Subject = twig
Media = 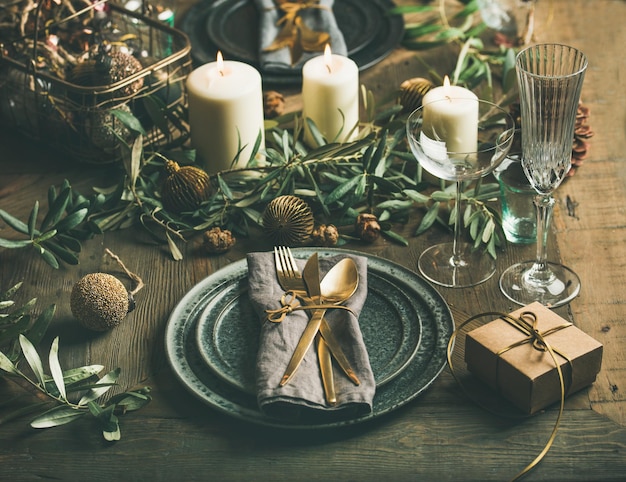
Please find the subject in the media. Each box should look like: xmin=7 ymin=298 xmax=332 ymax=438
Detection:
xmin=104 ymin=249 xmax=144 ymax=296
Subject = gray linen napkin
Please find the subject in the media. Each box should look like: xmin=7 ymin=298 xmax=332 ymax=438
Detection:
xmin=247 ymin=251 xmax=375 ymax=422
xmin=254 ymin=0 xmax=348 ymax=71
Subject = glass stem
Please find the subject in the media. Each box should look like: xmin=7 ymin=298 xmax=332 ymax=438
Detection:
xmin=531 ymin=193 xmax=556 ymax=281
xmin=451 ymin=181 xmax=464 ymax=267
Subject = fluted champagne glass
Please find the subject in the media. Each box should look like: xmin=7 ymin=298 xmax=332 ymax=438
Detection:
xmin=500 ymin=43 xmax=587 ymax=307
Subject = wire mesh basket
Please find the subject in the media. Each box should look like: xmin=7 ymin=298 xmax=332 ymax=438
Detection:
xmin=0 ymin=0 xmax=192 ymax=164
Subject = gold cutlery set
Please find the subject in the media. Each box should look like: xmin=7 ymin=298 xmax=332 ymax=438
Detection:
xmin=270 ymin=246 xmax=361 ymax=405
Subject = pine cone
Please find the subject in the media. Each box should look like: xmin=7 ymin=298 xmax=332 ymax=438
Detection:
xmin=569 ymin=101 xmax=594 ymax=176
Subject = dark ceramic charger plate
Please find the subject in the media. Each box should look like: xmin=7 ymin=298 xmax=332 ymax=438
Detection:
xmin=180 ymin=0 xmax=405 ymax=85
xmin=165 ymin=248 xmax=454 ymax=429
xmin=194 ymin=260 xmax=424 ymax=394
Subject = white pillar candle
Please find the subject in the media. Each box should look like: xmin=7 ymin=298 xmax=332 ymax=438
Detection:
xmin=421 ymin=76 xmax=478 ymax=154
xmin=186 ymin=53 xmax=265 ymax=174
xmin=302 ymin=45 xmax=359 ymax=146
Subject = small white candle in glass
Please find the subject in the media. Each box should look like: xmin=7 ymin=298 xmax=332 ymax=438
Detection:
xmin=421 ymin=76 xmax=479 ymax=154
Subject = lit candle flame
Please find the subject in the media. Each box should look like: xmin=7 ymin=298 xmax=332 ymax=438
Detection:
xmin=217 ymin=51 xmax=225 ymax=77
xmin=323 ymin=44 xmax=332 ymax=74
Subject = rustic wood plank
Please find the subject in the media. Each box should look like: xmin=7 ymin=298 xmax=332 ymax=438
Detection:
xmin=2 ymin=0 xmax=626 ymax=481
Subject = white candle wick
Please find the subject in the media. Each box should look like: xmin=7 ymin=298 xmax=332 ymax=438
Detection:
xmin=323 ymin=44 xmax=333 ymax=74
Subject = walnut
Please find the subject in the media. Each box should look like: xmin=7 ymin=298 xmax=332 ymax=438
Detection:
xmin=203 ymin=227 xmax=236 ymax=254
xmin=355 ymin=213 xmax=381 ymax=243
xmin=311 ymin=224 xmax=339 ymax=246
xmin=263 ymin=90 xmax=285 ymax=118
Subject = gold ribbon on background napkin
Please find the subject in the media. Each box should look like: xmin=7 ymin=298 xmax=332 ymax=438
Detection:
xmin=263 ymin=0 xmax=331 ymax=65
xmin=254 ymin=0 xmax=348 ymax=69
xmin=447 ymin=310 xmax=574 ymax=482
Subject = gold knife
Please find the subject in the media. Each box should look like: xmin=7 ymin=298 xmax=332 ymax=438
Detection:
xmin=280 ymin=253 xmax=327 ymax=387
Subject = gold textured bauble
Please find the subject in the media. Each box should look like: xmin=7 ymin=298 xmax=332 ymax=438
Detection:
xmin=399 ymin=77 xmax=435 ymax=113
xmin=262 ymin=195 xmax=314 ymax=246
xmin=84 ymin=103 xmax=133 ymax=153
xmin=70 ymin=273 xmax=130 ymax=331
xmin=68 ymin=50 xmax=144 ymax=97
xmin=161 ymin=160 xmax=211 ymax=213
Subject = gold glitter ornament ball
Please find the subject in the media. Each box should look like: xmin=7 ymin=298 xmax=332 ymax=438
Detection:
xmin=70 ymin=273 xmax=130 ymax=332
xmin=262 ymin=195 xmax=314 ymax=246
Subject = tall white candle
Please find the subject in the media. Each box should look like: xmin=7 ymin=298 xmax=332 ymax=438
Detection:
xmin=302 ymin=45 xmax=359 ymax=146
xmin=186 ymin=53 xmax=265 ymax=174
xmin=421 ymin=76 xmax=478 ymax=153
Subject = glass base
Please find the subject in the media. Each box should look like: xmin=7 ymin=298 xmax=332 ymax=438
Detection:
xmin=418 ymin=242 xmax=496 ymax=288
xmin=499 ymin=261 xmax=581 ymax=308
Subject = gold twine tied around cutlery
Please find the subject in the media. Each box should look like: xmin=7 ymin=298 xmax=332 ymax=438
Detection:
xmin=264 ymin=290 xmax=355 ymax=323
xmin=262 ymin=0 xmax=331 ymax=65
xmin=447 ymin=311 xmax=574 ymax=482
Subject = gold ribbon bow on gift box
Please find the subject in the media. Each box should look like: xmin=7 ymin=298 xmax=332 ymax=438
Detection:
xmin=263 ymin=0 xmax=331 ymax=65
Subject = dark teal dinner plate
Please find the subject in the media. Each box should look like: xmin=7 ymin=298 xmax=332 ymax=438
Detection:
xmin=165 ymin=248 xmax=454 ymax=429
xmin=194 ymin=254 xmax=423 ymax=394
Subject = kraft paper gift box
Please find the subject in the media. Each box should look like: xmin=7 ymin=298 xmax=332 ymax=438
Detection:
xmin=464 ymin=302 xmax=603 ymax=414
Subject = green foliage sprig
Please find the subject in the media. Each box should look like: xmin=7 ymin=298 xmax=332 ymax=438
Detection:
xmin=0 ymin=86 xmax=508 ymax=266
xmin=0 ymin=335 xmax=151 ymax=441
xmin=0 ymin=282 xmax=55 ymax=361
xmin=0 ymin=283 xmax=151 ymax=441
xmin=0 ymin=0 xmax=519 ymax=268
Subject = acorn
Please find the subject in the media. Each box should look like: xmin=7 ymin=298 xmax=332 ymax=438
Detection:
xmin=399 ymin=77 xmax=435 ymax=113
xmin=262 ymin=195 xmax=315 ymax=246
xmin=70 ymin=250 xmax=144 ymax=332
xmin=355 ymin=213 xmax=381 ymax=243
xmin=263 ymin=90 xmax=285 ymax=118
xmin=203 ymin=227 xmax=236 ymax=254
xmin=161 ymin=160 xmax=212 ymax=213
xmin=311 ymin=224 xmax=339 ymax=247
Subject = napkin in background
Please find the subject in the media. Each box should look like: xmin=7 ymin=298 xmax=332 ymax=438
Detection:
xmin=254 ymin=0 xmax=348 ymax=71
xmin=247 ymin=251 xmax=375 ymax=422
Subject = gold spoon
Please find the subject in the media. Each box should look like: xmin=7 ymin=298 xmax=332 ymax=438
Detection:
xmin=317 ymin=258 xmax=359 ymax=405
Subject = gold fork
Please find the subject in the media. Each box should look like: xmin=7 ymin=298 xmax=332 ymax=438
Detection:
xmin=274 ymin=247 xmax=360 ymax=396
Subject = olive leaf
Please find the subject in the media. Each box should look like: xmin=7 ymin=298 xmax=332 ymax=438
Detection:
xmin=1 ymin=332 xmax=150 ymax=440
xmin=48 ymin=337 xmax=66 ymax=401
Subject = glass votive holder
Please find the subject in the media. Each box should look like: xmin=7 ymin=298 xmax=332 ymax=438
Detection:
xmin=493 ymin=154 xmax=537 ymax=244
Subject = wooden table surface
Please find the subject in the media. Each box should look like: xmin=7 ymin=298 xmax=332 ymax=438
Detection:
xmin=1 ymin=0 xmax=625 ymax=480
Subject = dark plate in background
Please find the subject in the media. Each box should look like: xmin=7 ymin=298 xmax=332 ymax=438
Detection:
xmin=181 ymin=0 xmax=405 ymax=85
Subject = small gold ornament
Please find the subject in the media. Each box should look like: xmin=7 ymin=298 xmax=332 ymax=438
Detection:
xmin=68 ymin=50 xmax=144 ymax=97
xmin=399 ymin=77 xmax=434 ymax=113
xmin=161 ymin=160 xmax=211 ymax=213
xmin=70 ymin=249 xmax=144 ymax=332
xmin=203 ymin=227 xmax=236 ymax=254
xmin=84 ymin=103 xmax=133 ymax=153
xmin=71 ymin=273 xmax=130 ymax=331
xmin=262 ymin=195 xmax=314 ymax=246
